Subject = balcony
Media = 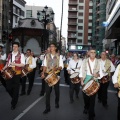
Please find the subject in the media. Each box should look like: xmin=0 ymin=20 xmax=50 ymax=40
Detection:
xmin=68 ymin=15 xmax=77 ymax=18
xmin=68 ymin=35 xmax=77 ymax=38
xmin=69 ymin=2 xmax=78 ymax=5
xmin=67 ymin=42 xmax=76 ymax=45
xmin=68 ymin=8 xmax=78 ymax=12
xmin=68 ymin=22 xmax=77 ymax=25
xmin=68 ymin=28 xmax=77 ymax=31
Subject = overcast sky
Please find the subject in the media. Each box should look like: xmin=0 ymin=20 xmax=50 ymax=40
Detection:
xmin=25 ymin=0 xmax=68 ymax=39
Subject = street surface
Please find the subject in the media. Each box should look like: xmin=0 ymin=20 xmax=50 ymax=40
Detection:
xmin=0 ymin=70 xmax=118 ymax=120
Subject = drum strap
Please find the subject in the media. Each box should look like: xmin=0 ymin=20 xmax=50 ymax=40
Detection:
xmin=88 ymin=60 xmax=93 ymax=75
xmin=76 ymin=62 xmax=78 ymax=69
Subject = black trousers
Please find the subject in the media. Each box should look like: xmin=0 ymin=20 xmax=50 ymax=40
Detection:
xmin=118 ymin=97 xmax=120 ymax=120
xmin=21 ymin=71 xmax=35 ymax=93
xmin=69 ymin=81 xmax=80 ymax=101
xmin=6 ymin=75 xmax=21 ymax=106
xmin=83 ymin=92 xmax=96 ymax=119
xmin=0 ymin=72 xmax=6 ymax=88
xmin=40 ymin=79 xmax=45 ymax=94
xmin=45 ymin=81 xmax=59 ymax=109
xmin=64 ymin=68 xmax=70 ymax=84
xmin=98 ymin=81 xmax=109 ymax=105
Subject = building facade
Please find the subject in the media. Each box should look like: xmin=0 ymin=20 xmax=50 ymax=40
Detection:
xmin=92 ymin=0 xmax=106 ymax=53
xmin=105 ymin=0 xmax=120 ymax=55
xmin=13 ymin=0 xmax=26 ymax=28
xmin=67 ymin=0 xmax=93 ymax=53
xmin=25 ymin=5 xmax=57 ymax=44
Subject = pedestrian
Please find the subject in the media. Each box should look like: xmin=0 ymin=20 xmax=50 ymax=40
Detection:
xmin=67 ymin=52 xmax=82 ymax=103
xmin=0 ymin=45 xmax=6 ymax=88
xmin=79 ymin=48 xmax=103 ymax=120
xmin=20 ymin=49 xmax=36 ymax=95
xmin=41 ymin=42 xmax=63 ymax=114
xmin=2 ymin=42 xmax=25 ymax=110
xmin=112 ymin=64 xmax=120 ymax=120
xmin=98 ymin=51 xmax=115 ymax=108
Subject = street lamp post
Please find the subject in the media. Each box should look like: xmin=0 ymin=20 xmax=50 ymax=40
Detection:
xmin=37 ymin=6 xmax=54 ymax=50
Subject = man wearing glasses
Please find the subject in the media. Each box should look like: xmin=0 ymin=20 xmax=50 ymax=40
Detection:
xmin=41 ymin=43 xmax=63 ymax=114
xmin=79 ymin=48 xmax=102 ymax=120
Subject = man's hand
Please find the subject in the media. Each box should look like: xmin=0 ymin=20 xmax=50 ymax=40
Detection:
xmin=53 ymin=67 xmax=58 ymax=71
xmin=10 ymin=62 xmax=16 ymax=66
xmin=93 ymin=73 xmax=100 ymax=78
xmin=114 ymin=83 xmax=119 ymax=88
xmin=80 ymin=78 xmax=84 ymax=86
xmin=68 ymin=70 xmax=71 ymax=74
xmin=41 ymin=72 xmax=45 ymax=79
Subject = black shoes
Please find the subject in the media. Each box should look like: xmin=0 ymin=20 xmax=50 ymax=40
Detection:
xmin=83 ymin=109 xmax=88 ymax=114
xmin=103 ymin=104 xmax=108 ymax=109
xmin=40 ymin=92 xmax=44 ymax=96
xmin=27 ymin=90 xmax=31 ymax=95
xmin=20 ymin=92 xmax=26 ymax=96
xmin=11 ymin=105 xmax=16 ymax=110
xmin=76 ymin=95 xmax=79 ymax=99
xmin=43 ymin=108 xmax=50 ymax=114
xmin=55 ymin=103 xmax=59 ymax=108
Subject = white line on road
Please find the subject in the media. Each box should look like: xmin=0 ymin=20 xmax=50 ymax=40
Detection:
xmin=14 ymin=96 xmax=44 ymax=120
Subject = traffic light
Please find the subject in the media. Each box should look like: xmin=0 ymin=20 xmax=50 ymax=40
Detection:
xmin=2 ymin=30 xmax=8 ymax=39
xmin=9 ymin=34 xmax=13 ymax=41
xmin=97 ymin=50 xmax=100 ymax=54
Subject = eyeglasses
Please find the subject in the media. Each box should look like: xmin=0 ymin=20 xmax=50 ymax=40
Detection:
xmin=90 ymin=52 xmax=96 ymax=54
xmin=50 ymin=45 xmax=55 ymax=47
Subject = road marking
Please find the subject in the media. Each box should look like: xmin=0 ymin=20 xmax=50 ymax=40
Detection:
xmin=26 ymin=82 xmax=117 ymax=93
xmin=14 ymin=96 xmax=44 ymax=120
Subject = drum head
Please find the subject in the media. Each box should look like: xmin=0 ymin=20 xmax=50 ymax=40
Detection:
xmin=83 ymin=80 xmax=94 ymax=90
xmin=70 ymin=72 xmax=79 ymax=78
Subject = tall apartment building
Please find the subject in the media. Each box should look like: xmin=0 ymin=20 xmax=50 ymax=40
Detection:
xmin=105 ymin=0 xmax=120 ymax=55
xmin=92 ymin=0 xmax=106 ymax=52
xmin=67 ymin=0 xmax=93 ymax=52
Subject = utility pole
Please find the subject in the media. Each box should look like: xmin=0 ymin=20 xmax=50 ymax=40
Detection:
xmin=60 ymin=0 xmax=64 ymax=53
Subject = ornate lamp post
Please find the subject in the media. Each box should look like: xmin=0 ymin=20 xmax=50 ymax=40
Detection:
xmin=37 ymin=6 xmax=55 ymax=50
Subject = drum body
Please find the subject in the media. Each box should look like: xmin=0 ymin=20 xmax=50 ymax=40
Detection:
xmin=70 ymin=72 xmax=80 ymax=84
xmin=21 ymin=68 xmax=29 ymax=77
xmin=45 ymin=73 xmax=59 ymax=87
xmin=82 ymin=80 xmax=100 ymax=96
xmin=100 ymin=75 xmax=109 ymax=84
xmin=2 ymin=67 xmax=16 ymax=80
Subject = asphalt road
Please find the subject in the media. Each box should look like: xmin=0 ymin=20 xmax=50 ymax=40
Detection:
xmin=0 ymin=70 xmax=118 ymax=120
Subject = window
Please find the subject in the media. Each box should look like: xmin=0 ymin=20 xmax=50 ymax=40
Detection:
xmin=78 ymin=26 xmax=83 ymax=29
xmin=88 ymin=33 xmax=92 ymax=36
xmin=15 ymin=16 xmax=17 ymax=23
xmin=77 ymin=39 xmax=82 ymax=43
xmin=89 ymin=20 xmax=92 ymax=23
xmin=89 ymin=13 xmax=92 ymax=16
xmin=78 ymin=19 xmax=83 ymax=23
xmin=89 ymin=6 xmax=93 ymax=9
xmin=79 ymin=6 xmax=83 ymax=9
xmin=88 ymin=26 xmax=92 ymax=29
xmin=79 ymin=0 xmax=83 ymax=2
xmin=78 ymin=12 xmax=83 ymax=16
xmin=26 ymin=10 xmax=32 ymax=18
xmin=78 ymin=33 xmax=82 ymax=36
